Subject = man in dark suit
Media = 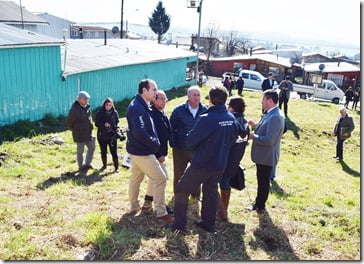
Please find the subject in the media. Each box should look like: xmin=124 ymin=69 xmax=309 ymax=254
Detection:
xmin=247 ymin=89 xmax=285 ymax=212
xmin=333 ymin=107 xmax=355 ymax=160
xmin=261 ymin=72 xmax=276 ymax=91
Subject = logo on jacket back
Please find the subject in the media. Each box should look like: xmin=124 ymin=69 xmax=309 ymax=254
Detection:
xmin=219 ymin=120 xmax=234 ymax=127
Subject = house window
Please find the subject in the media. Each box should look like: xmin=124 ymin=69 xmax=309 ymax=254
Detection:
xmin=249 ymin=64 xmax=256 ymax=71
xmin=327 ymin=73 xmax=344 ymax=87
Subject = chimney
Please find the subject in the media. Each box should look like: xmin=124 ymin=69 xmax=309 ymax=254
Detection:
xmin=104 ymin=29 xmax=107 ymax=45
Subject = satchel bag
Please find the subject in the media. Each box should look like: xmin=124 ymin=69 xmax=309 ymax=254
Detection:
xmin=230 ymin=165 xmax=245 ymax=190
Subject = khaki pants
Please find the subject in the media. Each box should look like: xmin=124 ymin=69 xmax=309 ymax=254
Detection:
xmin=146 ymin=162 xmax=167 ymax=197
xmin=129 ymin=154 xmax=167 ymax=217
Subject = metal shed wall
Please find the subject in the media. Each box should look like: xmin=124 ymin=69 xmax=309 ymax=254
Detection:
xmin=0 ymin=45 xmax=195 ymax=125
xmin=0 ymin=45 xmax=67 ymax=125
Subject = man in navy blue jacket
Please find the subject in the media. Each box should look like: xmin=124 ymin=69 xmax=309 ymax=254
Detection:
xmin=126 ymin=79 xmax=173 ymax=224
xmin=166 ymin=86 xmax=240 ymax=233
xmin=170 ymin=86 xmax=207 ymax=198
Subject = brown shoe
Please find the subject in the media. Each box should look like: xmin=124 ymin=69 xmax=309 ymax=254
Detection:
xmin=157 ymin=214 xmax=174 ymax=224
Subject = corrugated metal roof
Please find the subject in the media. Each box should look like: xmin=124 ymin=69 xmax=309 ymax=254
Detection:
xmin=63 ymin=38 xmax=196 ymax=75
xmin=304 ymin=62 xmax=360 ymax=73
xmin=0 ymin=1 xmax=48 ymax=24
xmin=0 ymin=23 xmax=64 ymax=46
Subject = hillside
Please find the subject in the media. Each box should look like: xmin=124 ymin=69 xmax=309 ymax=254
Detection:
xmin=0 ymin=86 xmax=360 ymax=260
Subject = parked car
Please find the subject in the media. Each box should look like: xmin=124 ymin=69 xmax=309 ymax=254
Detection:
xmin=223 ymin=70 xmax=278 ymax=90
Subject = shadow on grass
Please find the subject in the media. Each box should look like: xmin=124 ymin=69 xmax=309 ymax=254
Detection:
xmin=91 ymin=210 xmax=187 ymax=260
xmin=317 ymin=103 xmax=331 ymax=108
xmin=250 ymin=211 xmax=299 ymax=260
xmin=270 ymin=180 xmax=290 ymax=199
xmin=285 ymin=116 xmax=300 ymax=139
xmin=194 ymin=221 xmax=250 ymax=260
xmin=36 ymin=169 xmax=116 ymax=190
xmin=339 ymin=160 xmax=360 ymax=177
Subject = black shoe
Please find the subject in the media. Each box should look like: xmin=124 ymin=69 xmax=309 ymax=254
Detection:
xmin=166 ymin=205 xmax=174 ymax=215
xmin=245 ymin=204 xmax=265 ymax=213
xmin=333 ymin=156 xmax=338 ymax=159
xmin=336 ymin=157 xmax=343 ymax=161
xmin=99 ymin=165 xmax=106 ymax=171
xmin=194 ymin=220 xmax=215 ymax=233
xmin=164 ymin=224 xmax=186 ymax=235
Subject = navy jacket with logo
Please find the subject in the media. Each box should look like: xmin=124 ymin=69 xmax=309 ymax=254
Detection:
xmin=126 ymin=94 xmax=160 ymax=155
xmin=186 ymin=104 xmax=240 ymax=171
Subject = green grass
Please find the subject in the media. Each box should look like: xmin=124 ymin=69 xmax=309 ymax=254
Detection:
xmin=0 ymin=85 xmax=360 ymax=260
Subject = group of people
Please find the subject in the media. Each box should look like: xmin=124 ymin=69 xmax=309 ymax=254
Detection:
xmin=67 ymin=92 xmax=122 ymax=173
xmin=223 ymin=76 xmax=244 ymax=96
xmin=65 ymin=75 xmax=354 ymax=235
xmin=344 ymin=86 xmax=360 ymax=110
xmin=122 ymin=79 xmax=285 ymax=233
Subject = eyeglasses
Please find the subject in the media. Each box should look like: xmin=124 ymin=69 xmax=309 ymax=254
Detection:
xmin=157 ymin=97 xmax=168 ymax=102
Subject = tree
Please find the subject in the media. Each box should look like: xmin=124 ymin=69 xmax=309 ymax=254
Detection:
xmin=148 ymin=1 xmax=171 ymax=44
xmin=222 ymin=30 xmax=251 ymax=56
xmin=201 ymin=20 xmax=221 ymax=75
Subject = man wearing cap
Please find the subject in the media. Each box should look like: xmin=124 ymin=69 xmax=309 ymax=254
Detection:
xmin=278 ymin=76 xmax=293 ymax=116
xmin=333 ymin=107 xmax=355 ymax=161
xmin=67 ymin=91 xmax=95 ymax=172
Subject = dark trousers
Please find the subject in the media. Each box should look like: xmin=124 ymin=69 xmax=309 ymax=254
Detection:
xmin=172 ymin=147 xmax=200 ymax=197
xmin=254 ymin=164 xmax=272 ymax=209
xmin=237 ymin=86 xmax=243 ymax=96
xmin=98 ymin=138 xmax=118 ymax=161
xmin=173 ymin=166 xmax=223 ymax=232
xmin=336 ymin=136 xmax=344 ymax=159
xmin=279 ymin=97 xmax=289 ymax=115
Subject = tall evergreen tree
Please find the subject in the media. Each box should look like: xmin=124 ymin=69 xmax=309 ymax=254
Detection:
xmin=148 ymin=1 xmax=171 ymax=44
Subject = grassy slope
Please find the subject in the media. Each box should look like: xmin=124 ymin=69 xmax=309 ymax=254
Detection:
xmin=0 ymin=86 xmax=360 ymax=260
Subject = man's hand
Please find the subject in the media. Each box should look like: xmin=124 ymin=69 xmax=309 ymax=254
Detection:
xmin=248 ymin=120 xmax=256 ymax=127
xmin=158 ymin=156 xmax=165 ymax=163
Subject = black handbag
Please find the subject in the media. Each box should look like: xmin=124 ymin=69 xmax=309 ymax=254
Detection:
xmin=230 ymin=165 xmax=245 ymax=190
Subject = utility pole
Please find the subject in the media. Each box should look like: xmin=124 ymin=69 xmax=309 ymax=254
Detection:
xmin=120 ymin=0 xmax=124 ymax=38
xmin=19 ymin=0 xmax=24 ymax=29
xmin=195 ymin=0 xmax=203 ymax=83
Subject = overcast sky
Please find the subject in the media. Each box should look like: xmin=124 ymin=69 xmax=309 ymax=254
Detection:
xmin=18 ymin=0 xmax=360 ymax=47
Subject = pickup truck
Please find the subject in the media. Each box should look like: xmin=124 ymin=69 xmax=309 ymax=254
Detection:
xmin=293 ymin=80 xmax=344 ymax=104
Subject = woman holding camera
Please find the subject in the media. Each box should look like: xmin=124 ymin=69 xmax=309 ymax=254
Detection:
xmin=95 ymin=98 xmax=121 ymax=172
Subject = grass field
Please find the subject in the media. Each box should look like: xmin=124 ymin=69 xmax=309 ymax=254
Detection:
xmin=0 ymin=85 xmax=360 ymax=260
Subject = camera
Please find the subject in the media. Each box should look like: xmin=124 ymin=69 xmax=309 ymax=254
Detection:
xmin=114 ymin=131 xmax=126 ymax=141
xmin=107 ymin=128 xmax=126 ymax=142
